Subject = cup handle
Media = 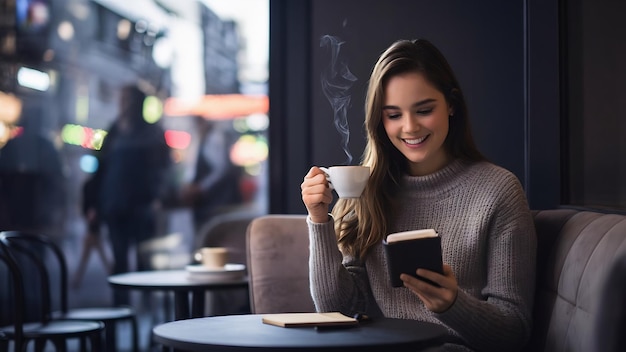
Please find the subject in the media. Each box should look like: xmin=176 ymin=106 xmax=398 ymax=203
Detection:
xmin=318 ymin=167 xmax=334 ymax=190
xmin=193 ymin=250 xmax=202 ymax=262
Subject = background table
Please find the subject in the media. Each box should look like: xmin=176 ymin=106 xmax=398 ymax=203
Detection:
xmin=153 ymin=314 xmax=447 ymax=351
xmin=108 ymin=270 xmax=248 ymax=320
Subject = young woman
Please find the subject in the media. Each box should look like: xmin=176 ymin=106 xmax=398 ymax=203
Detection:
xmin=301 ymin=39 xmax=537 ymax=352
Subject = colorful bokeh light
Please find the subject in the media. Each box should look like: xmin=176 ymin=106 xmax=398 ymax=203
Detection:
xmin=80 ymin=154 xmax=99 ymax=173
xmin=61 ymin=124 xmax=108 ymax=150
xmin=143 ymin=95 xmax=163 ymax=124
xmin=230 ymin=134 xmax=268 ymax=167
xmin=62 ymin=123 xmax=191 ymax=153
xmin=164 ymin=130 xmax=191 ymax=150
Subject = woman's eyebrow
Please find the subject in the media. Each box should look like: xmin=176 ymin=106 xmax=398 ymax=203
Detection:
xmin=382 ymin=98 xmax=437 ymax=110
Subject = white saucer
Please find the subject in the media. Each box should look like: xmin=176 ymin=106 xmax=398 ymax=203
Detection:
xmin=186 ymin=263 xmax=245 ymax=273
xmin=185 ymin=263 xmax=246 ymax=282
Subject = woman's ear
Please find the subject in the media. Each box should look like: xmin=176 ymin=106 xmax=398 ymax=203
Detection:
xmin=448 ymin=88 xmax=459 ymax=117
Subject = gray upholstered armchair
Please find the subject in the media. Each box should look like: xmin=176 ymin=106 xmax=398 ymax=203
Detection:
xmin=245 ymin=214 xmax=315 ymax=314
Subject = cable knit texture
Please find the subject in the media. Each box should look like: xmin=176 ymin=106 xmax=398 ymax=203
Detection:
xmin=308 ymin=160 xmax=537 ymax=352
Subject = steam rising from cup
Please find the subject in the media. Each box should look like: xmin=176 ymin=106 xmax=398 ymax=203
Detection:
xmin=320 ymin=35 xmax=358 ymax=165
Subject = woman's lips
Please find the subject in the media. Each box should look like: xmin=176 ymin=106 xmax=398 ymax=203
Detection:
xmin=403 ymin=135 xmax=429 ymax=146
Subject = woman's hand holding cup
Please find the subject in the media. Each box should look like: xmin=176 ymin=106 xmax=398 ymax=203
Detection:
xmin=302 ymin=165 xmax=370 ymax=223
xmin=301 ymin=166 xmax=333 ymax=223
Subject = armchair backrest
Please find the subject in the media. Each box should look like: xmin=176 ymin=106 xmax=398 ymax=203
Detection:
xmin=0 ymin=239 xmax=25 ymax=348
xmin=246 ymin=214 xmax=315 ymax=314
xmin=0 ymin=231 xmax=65 ymax=320
xmin=528 ymin=209 xmax=626 ymax=352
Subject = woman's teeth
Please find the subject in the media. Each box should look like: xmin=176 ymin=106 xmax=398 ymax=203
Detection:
xmin=404 ymin=136 xmax=427 ymax=145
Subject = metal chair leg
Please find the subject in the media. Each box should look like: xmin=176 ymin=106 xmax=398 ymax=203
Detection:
xmin=131 ymin=316 xmax=140 ymax=352
xmin=52 ymin=338 xmax=67 ymax=352
xmin=35 ymin=339 xmax=47 ymax=352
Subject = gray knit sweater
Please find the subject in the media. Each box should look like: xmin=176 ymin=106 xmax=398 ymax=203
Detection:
xmin=308 ymin=160 xmax=537 ymax=352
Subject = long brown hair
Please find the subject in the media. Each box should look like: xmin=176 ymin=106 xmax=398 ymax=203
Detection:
xmin=332 ymin=39 xmax=485 ymax=260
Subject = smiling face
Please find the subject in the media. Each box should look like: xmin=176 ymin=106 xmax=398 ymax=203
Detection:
xmin=382 ymin=71 xmax=453 ymax=176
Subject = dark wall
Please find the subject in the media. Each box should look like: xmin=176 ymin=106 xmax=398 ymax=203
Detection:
xmin=270 ymin=0 xmax=561 ymax=214
xmin=311 ymin=0 xmax=525 ymax=173
xmin=566 ymin=0 xmax=626 ymax=208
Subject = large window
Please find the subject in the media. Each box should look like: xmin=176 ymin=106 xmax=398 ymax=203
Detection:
xmin=0 ymin=0 xmax=268 ymax=322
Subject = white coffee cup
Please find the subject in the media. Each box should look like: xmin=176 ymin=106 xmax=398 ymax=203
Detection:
xmin=319 ymin=166 xmax=370 ymax=198
xmin=194 ymin=247 xmax=228 ymax=268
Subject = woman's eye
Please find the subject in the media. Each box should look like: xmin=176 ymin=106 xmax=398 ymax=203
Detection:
xmin=386 ymin=113 xmax=401 ymax=120
xmin=417 ymin=108 xmax=433 ymax=115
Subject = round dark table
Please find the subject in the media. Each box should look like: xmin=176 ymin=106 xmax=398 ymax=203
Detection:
xmin=153 ymin=314 xmax=447 ymax=351
xmin=108 ymin=270 xmax=248 ymax=320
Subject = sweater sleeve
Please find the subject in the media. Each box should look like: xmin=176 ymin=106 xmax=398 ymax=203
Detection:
xmin=307 ymin=216 xmax=373 ymax=316
xmin=435 ymin=174 xmax=537 ymax=352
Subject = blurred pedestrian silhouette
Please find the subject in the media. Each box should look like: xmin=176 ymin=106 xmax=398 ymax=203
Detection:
xmin=180 ymin=117 xmax=243 ymax=238
xmin=71 ymin=174 xmax=112 ymax=289
xmin=0 ymin=105 xmax=66 ymax=325
xmin=94 ymin=84 xmax=172 ymax=306
xmin=0 ymin=112 xmax=66 ymax=236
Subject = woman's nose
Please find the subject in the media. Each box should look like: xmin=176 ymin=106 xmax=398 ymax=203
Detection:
xmin=402 ymin=115 xmax=420 ymax=133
